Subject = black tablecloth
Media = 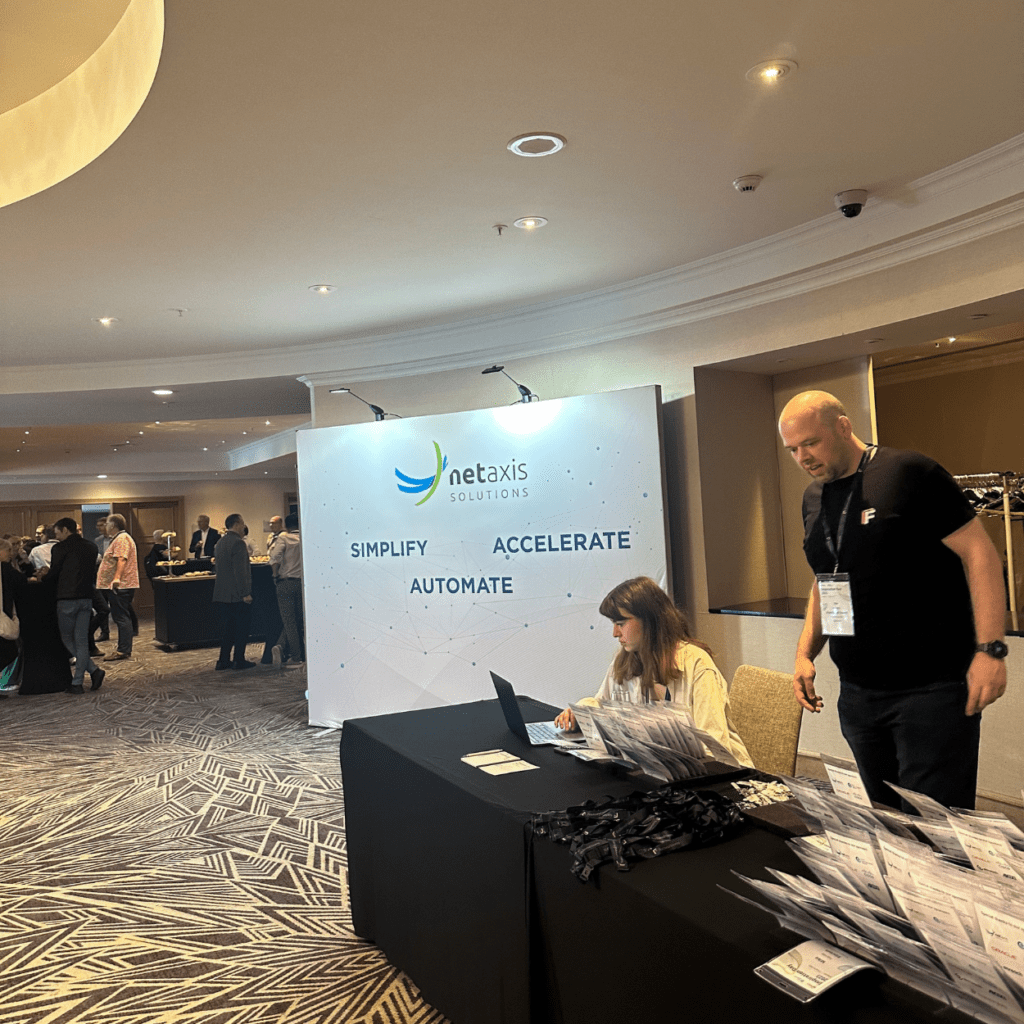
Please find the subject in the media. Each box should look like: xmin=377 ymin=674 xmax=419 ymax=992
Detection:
xmin=342 ymin=697 xmax=972 ymax=1024
xmin=17 ymin=582 xmax=72 ymax=694
xmin=152 ymin=564 xmax=282 ymax=657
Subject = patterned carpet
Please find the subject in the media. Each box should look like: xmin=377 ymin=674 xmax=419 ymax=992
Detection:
xmin=0 ymin=624 xmax=448 ymax=1024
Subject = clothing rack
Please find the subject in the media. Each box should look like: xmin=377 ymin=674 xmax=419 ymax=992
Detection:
xmin=954 ymin=471 xmax=1022 ymax=631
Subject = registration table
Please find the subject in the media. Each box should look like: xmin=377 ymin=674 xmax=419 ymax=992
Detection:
xmin=341 ymin=698 xmax=975 ymax=1024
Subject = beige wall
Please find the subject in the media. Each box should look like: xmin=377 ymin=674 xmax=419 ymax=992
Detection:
xmin=693 ymin=368 xmax=788 ymax=608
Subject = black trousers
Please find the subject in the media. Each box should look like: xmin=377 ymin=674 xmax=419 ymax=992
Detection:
xmin=837 ymin=678 xmax=981 ymax=810
xmin=217 ymin=601 xmax=252 ymax=666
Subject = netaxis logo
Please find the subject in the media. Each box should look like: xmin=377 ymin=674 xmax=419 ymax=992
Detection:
xmin=395 ymin=442 xmax=448 ymax=506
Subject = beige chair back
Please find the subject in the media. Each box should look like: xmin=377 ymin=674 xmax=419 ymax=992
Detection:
xmin=729 ymin=664 xmax=803 ymax=776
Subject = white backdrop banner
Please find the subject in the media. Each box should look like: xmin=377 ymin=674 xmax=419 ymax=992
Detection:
xmin=298 ymin=386 xmax=670 ymax=727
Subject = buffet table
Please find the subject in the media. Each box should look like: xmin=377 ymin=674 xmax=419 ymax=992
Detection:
xmin=341 ymin=697 xmax=974 ymax=1024
xmin=151 ymin=562 xmax=282 ymax=654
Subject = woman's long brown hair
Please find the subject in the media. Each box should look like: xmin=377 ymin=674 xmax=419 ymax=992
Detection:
xmin=599 ymin=577 xmax=709 ymax=697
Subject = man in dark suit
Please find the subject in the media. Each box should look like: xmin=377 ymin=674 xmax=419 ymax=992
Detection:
xmin=189 ymin=515 xmax=221 ymax=559
xmin=212 ymin=514 xmax=253 ymax=670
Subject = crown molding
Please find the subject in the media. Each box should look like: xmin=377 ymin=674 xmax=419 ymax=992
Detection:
xmin=4 ymin=134 xmax=1022 ymax=395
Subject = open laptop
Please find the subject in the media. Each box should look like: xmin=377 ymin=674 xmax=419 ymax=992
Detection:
xmin=490 ymin=671 xmax=584 ymax=746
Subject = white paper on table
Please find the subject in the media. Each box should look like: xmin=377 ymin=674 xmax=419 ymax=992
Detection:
xmin=922 ymin=929 xmax=1023 ymax=1019
xmin=888 ymin=883 xmax=973 ymax=947
xmin=976 ymin=901 xmax=1024 ymax=994
xmin=479 ymin=759 xmax=539 ymax=776
xmin=825 ymin=830 xmax=896 ymax=913
xmin=913 ymin=820 xmax=968 ymax=860
xmin=461 ymin=749 xmax=520 ymax=767
xmin=948 ymin=817 xmax=1024 ymax=882
xmin=821 ymin=755 xmax=873 ymax=808
xmin=886 ymin=783 xmax=951 ymax=819
xmin=754 ymin=940 xmax=875 ymax=1003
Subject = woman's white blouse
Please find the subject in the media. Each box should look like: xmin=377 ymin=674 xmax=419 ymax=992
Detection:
xmin=580 ymin=642 xmax=754 ymax=768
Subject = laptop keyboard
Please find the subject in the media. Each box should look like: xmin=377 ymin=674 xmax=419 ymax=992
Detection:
xmin=525 ymin=721 xmax=561 ymax=744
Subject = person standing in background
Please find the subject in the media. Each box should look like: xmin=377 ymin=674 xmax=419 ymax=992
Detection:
xmin=270 ymin=513 xmax=305 ymax=669
xmin=45 ymin=518 xmax=105 ymax=694
xmin=213 ymin=514 xmax=254 ymax=671
xmin=189 ymin=515 xmax=220 ymax=559
xmin=96 ymin=514 xmax=139 ymax=662
xmin=92 ymin=516 xmax=112 ymax=643
xmin=266 ymin=516 xmax=284 ymax=557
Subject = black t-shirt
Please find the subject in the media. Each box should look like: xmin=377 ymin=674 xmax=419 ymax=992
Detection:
xmin=802 ymin=447 xmax=976 ymax=689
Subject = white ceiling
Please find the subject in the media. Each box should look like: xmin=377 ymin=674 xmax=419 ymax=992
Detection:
xmin=1 ymin=0 xmax=1022 ymax=482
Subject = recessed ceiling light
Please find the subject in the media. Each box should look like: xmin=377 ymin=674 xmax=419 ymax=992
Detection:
xmin=309 ymin=284 xmax=336 ymax=294
xmin=203 ymin=447 xmax=208 ymax=451
xmin=507 ymin=133 xmax=566 ymax=158
xmin=513 ymin=216 xmax=547 ymax=230
xmin=948 ymin=337 xmax=957 ymax=343
xmin=97 ymin=474 xmax=107 ymax=479
xmin=265 ymin=420 xmax=271 ymax=426
xmin=92 ymin=317 xmax=119 ymax=326
xmin=152 ymin=389 xmax=174 ymax=396
xmin=745 ymin=59 xmax=798 ymax=84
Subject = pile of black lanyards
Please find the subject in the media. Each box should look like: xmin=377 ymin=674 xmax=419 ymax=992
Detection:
xmin=531 ymin=784 xmax=743 ymax=883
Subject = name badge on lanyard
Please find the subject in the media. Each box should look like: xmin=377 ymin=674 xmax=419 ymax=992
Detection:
xmin=816 ymin=447 xmax=874 ymax=637
xmin=817 ymin=573 xmax=854 ymax=635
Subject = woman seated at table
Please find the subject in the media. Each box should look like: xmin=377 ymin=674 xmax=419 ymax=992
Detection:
xmin=554 ymin=576 xmax=753 ymax=768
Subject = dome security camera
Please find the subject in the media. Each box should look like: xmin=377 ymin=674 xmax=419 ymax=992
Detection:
xmin=834 ymin=189 xmax=868 ymax=218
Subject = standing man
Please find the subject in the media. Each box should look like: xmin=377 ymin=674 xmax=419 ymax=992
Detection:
xmin=45 ymin=518 xmax=105 ymax=693
xmin=96 ymin=514 xmax=139 ymax=662
xmin=266 ymin=515 xmax=284 ymax=557
xmin=270 ymin=513 xmax=304 ymax=669
xmin=189 ymin=515 xmax=220 ymax=559
xmin=778 ymin=390 xmax=1007 ymax=809
xmin=91 ymin=516 xmax=112 ymax=643
xmin=29 ymin=525 xmax=57 ymax=575
xmin=213 ymin=514 xmax=254 ymax=671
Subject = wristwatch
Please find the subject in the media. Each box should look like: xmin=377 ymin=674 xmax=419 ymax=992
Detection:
xmin=975 ymin=640 xmax=1009 ymax=659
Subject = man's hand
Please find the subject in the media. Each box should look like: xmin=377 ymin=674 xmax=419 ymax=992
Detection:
xmin=554 ymin=707 xmax=576 ymax=731
xmin=793 ymin=655 xmax=823 ymax=712
xmin=112 ymin=579 xmax=120 ymax=589
xmin=965 ymin=652 xmax=1007 ymax=716
xmin=243 ymin=595 xmax=253 ymax=604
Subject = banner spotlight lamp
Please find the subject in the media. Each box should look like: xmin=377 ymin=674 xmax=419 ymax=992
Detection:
xmin=329 ymin=387 xmax=398 ymax=421
xmin=482 ymin=365 xmax=538 ymax=403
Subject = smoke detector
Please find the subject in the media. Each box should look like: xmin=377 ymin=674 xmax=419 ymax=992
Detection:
xmin=733 ymin=175 xmax=762 ymax=193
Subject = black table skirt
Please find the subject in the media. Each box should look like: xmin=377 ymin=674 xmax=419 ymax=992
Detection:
xmin=342 ymin=697 xmax=974 ymax=1024
xmin=152 ymin=564 xmax=282 ymax=656
xmin=17 ymin=583 xmax=72 ymax=695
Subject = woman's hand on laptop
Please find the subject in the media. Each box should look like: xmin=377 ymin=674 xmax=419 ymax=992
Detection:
xmin=554 ymin=707 xmax=576 ymax=731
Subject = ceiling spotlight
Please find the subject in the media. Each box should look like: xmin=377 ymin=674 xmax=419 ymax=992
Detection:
xmin=92 ymin=317 xmax=120 ymax=326
xmin=732 ymin=175 xmax=762 ymax=193
xmin=97 ymin=474 xmax=108 ymax=479
xmin=513 ymin=216 xmax=547 ymax=230
xmin=152 ymin=389 xmax=174 ymax=396
xmin=507 ymin=132 xmax=566 ymax=158
xmin=948 ymin=337 xmax=957 ymax=343
xmin=482 ymin=364 xmax=538 ymax=403
xmin=745 ymin=59 xmax=798 ymax=84
xmin=309 ymin=284 xmax=336 ymax=294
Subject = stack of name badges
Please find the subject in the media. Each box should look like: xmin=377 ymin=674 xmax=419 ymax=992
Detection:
xmin=723 ymin=775 xmax=1024 ymax=1022
xmin=559 ymin=700 xmax=742 ymax=781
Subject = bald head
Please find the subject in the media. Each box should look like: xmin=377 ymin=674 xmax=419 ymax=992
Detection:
xmin=779 ymin=390 xmax=866 ymax=483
